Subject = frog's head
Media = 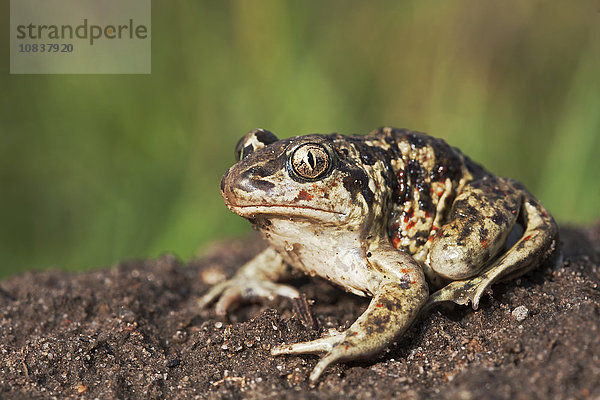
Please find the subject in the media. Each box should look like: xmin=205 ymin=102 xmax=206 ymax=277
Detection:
xmin=221 ymin=129 xmax=387 ymax=234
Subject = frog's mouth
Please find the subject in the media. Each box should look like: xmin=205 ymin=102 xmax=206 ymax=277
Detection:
xmin=226 ymin=203 xmax=346 ymax=221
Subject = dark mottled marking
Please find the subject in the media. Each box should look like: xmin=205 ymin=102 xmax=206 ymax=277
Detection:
xmin=414 ymin=236 xmax=427 ymax=246
xmin=384 ymin=133 xmax=397 ymax=146
xmin=457 ymin=223 xmax=472 ymax=246
xmin=389 ymin=129 xmax=464 ymax=183
xmin=357 ymin=147 xmax=377 ymax=165
xmin=430 ymin=148 xmax=462 ymax=181
xmin=464 ymin=204 xmax=479 ymax=218
xmin=340 ymin=163 xmax=375 ymax=205
xmin=242 ymin=144 xmax=253 ymax=158
xmin=450 ymin=199 xmax=480 ymax=221
xmin=407 ymin=159 xmax=425 ymax=181
xmin=430 ymin=164 xmax=448 ymax=182
xmin=450 ymin=199 xmax=468 ymax=218
xmin=378 ymin=297 xmax=402 ymax=312
xmin=491 ymin=211 xmax=507 ymax=226
xmin=247 ymin=155 xmax=286 ymax=178
xmin=417 ymin=183 xmax=432 ymax=211
xmin=479 ymin=227 xmax=489 ymax=243
xmin=361 ymin=142 xmax=389 ymax=164
xmin=406 ymin=132 xmax=427 ymax=148
xmin=254 ymin=129 xmax=278 ymax=145
xmin=399 ymin=275 xmax=412 ymax=289
xmin=369 ymin=315 xmax=392 ymax=333
xmin=413 ymin=230 xmax=429 ymax=246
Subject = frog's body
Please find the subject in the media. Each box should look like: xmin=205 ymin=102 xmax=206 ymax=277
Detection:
xmin=200 ymin=127 xmax=558 ymax=382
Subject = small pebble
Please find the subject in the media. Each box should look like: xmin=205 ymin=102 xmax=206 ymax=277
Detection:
xmin=512 ymin=306 xmax=528 ymax=322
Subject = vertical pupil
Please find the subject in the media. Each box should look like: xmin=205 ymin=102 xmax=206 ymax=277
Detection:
xmin=307 ymin=151 xmax=315 ymax=169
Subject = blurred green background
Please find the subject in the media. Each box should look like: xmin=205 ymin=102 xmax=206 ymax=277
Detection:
xmin=1 ymin=1 xmax=599 ymax=278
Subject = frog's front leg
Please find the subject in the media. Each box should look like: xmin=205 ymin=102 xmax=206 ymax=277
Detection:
xmin=198 ymin=247 xmax=299 ymax=315
xmin=272 ymin=249 xmax=428 ymax=382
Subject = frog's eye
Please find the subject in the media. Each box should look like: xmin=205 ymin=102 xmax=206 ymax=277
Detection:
xmin=235 ymin=129 xmax=279 ymax=161
xmin=289 ymin=143 xmax=332 ymax=180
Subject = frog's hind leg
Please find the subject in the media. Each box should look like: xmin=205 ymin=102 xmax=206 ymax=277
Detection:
xmin=425 ymin=189 xmax=558 ymax=310
xmin=272 ymin=252 xmax=429 ymax=382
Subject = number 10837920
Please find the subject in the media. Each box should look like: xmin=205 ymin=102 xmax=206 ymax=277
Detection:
xmin=18 ymin=43 xmax=74 ymax=53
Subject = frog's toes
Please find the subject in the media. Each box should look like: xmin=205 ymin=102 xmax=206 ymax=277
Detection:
xmin=273 ymin=330 xmax=385 ymax=382
xmin=198 ymin=278 xmax=299 ymax=316
xmin=272 ymin=333 xmax=353 ymax=382
xmin=425 ymin=278 xmax=489 ymax=311
xmin=272 ymin=334 xmax=343 ymax=356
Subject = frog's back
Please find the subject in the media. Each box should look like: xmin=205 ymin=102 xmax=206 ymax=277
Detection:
xmin=364 ymin=127 xmax=488 ymax=260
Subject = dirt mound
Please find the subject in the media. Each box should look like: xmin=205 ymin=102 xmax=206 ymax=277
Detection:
xmin=1 ymin=226 xmax=598 ymax=399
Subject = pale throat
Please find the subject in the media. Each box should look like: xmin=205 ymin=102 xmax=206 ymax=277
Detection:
xmin=257 ymin=216 xmax=383 ymax=296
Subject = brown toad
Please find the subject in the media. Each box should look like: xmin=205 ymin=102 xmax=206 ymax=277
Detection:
xmin=200 ymin=127 xmax=558 ymax=382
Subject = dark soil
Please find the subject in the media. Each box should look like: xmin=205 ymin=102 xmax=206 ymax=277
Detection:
xmin=1 ymin=225 xmax=599 ymax=399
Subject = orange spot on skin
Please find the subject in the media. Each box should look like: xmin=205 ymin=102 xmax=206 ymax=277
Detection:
xmin=392 ymin=237 xmax=401 ymax=248
xmin=353 ymin=331 xmax=358 ymax=335
xmin=345 ymin=345 xmax=349 ymax=351
xmin=406 ymin=221 xmax=416 ymax=230
xmin=401 ymin=268 xmax=409 ymax=273
xmin=523 ymin=234 xmax=532 ymax=241
xmin=411 ymin=280 xmax=416 ymax=284
xmin=375 ymin=303 xmax=384 ymax=308
xmin=481 ymin=240 xmax=488 ymax=248
xmin=295 ymin=189 xmax=313 ymax=201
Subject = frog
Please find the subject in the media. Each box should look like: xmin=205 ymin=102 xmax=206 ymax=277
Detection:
xmin=199 ymin=127 xmax=558 ymax=382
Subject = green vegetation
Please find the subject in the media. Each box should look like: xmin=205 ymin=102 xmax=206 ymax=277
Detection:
xmin=1 ymin=1 xmax=598 ymax=278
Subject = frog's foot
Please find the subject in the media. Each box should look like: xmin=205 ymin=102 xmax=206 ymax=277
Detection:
xmin=272 ymin=279 xmax=429 ymax=382
xmin=198 ymin=248 xmax=299 ymax=316
xmin=424 ymin=275 xmax=489 ymax=311
xmin=198 ymin=277 xmax=299 ymax=316
xmin=272 ymin=332 xmax=348 ymax=382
